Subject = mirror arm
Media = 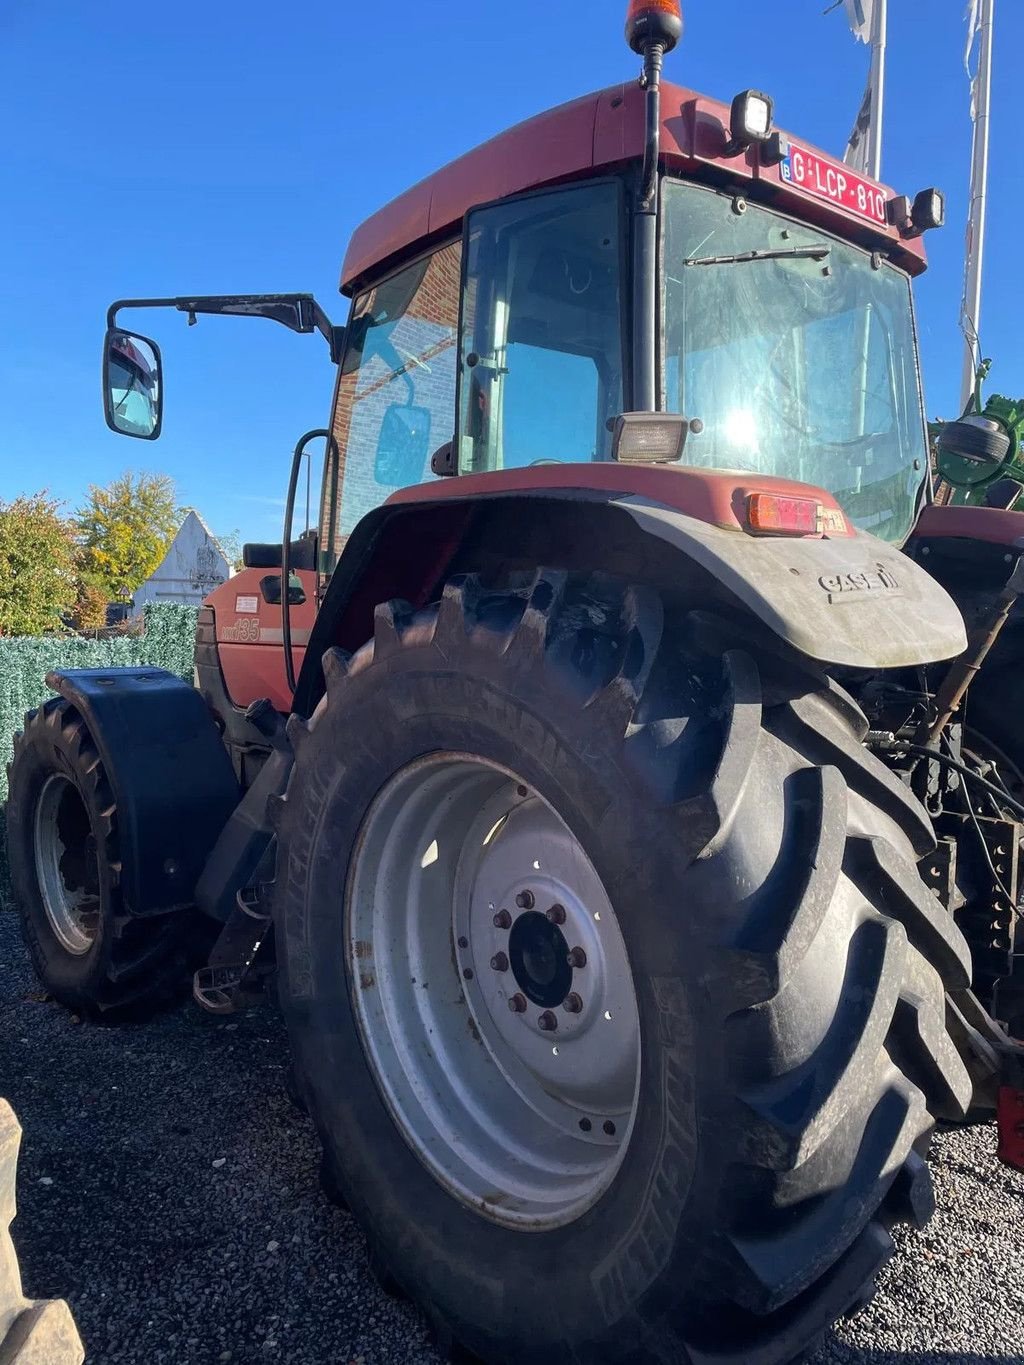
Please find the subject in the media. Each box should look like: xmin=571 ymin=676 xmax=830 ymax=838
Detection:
xmin=106 ymin=295 xmax=345 ymax=364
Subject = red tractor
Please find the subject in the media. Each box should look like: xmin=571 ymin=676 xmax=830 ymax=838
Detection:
xmin=7 ymin=5 xmax=1024 ymax=1361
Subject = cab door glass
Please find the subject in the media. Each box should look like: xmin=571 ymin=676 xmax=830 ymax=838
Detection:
xmin=458 ymin=183 xmax=624 ymax=472
xmin=323 ymin=241 xmax=461 ymax=565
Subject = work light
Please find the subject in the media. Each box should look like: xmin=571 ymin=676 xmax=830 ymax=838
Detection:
xmin=912 ymin=188 xmax=945 ymax=233
xmin=625 ymin=0 xmax=683 ymax=55
xmin=612 ymin=412 xmax=688 ymax=463
xmin=726 ymin=90 xmax=775 ymax=154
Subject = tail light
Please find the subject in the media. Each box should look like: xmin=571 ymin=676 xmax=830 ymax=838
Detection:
xmin=746 ymin=492 xmax=846 ymax=536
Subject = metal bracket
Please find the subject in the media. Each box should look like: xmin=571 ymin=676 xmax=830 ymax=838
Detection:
xmin=193 ymin=883 xmax=273 ymax=1015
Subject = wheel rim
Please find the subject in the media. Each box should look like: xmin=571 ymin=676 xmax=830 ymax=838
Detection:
xmin=33 ymin=774 xmax=101 ymax=956
xmin=346 ymin=753 xmax=641 ymax=1231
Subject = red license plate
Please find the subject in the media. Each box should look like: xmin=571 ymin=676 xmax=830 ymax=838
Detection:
xmin=780 ymin=144 xmax=888 ymax=226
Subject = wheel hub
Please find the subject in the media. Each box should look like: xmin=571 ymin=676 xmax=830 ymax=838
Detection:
xmin=507 ymin=912 xmax=571 ymax=1008
xmin=33 ymin=773 xmax=101 ymax=957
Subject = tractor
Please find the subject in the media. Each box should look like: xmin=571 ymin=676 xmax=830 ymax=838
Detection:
xmin=6 ymin=4 xmax=1024 ymax=1362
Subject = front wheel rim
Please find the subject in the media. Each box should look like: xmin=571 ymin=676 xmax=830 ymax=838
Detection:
xmin=33 ymin=773 xmax=101 ymax=956
xmin=346 ymin=753 xmax=642 ymax=1231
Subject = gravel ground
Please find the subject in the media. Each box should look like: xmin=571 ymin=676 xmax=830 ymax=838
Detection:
xmin=1 ymin=897 xmax=1021 ymax=1365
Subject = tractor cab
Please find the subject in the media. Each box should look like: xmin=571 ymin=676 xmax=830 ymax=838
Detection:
xmin=101 ymin=8 xmax=946 ymax=577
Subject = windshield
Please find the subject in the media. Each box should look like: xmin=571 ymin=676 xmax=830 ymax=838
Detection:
xmin=662 ymin=180 xmax=927 ymax=543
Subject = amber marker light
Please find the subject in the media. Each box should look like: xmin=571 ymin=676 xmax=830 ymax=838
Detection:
xmin=747 ymin=492 xmax=824 ymax=536
xmin=625 ymin=0 xmax=683 ymax=55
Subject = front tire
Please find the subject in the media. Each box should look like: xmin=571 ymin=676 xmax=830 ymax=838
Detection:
xmin=6 ymin=699 xmax=197 ymax=1017
xmin=277 ymin=571 xmax=974 ymax=1365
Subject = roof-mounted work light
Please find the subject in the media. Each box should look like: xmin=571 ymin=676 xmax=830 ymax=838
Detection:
xmin=888 ymin=187 xmax=946 ymax=237
xmin=725 ymin=90 xmax=775 ymax=155
xmin=912 ymin=187 xmax=946 ymax=234
xmin=625 ymin=0 xmax=683 ymax=55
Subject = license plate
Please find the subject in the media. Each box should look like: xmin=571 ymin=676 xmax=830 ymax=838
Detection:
xmin=780 ymin=144 xmax=888 ymax=226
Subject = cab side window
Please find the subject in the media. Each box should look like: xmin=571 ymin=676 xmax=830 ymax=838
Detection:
xmin=324 ymin=241 xmax=461 ymax=565
xmin=457 ymin=184 xmax=624 ymax=473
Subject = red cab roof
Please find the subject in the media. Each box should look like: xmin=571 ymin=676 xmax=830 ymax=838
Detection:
xmin=340 ymin=80 xmax=927 ymax=296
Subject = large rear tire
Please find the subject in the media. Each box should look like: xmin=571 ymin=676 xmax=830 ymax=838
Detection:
xmin=6 ymin=699 xmax=198 ymax=1018
xmin=0 ymin=1100 xmax=84 ymax=1364
xmin=277 ymin=571 xmax=975 ymax=1365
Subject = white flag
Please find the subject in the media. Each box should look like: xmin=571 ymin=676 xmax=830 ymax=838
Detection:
xmin=844 ymin=76 xmax=873 ymax=173
xmin=965 ymin=0 xmax=982 ymax=118
xmin=844 ymin=0 xmax=874 ymax=44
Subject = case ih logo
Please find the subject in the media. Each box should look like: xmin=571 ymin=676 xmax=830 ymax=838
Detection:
xmin=818 ymin=566 xmax=901 ymax=604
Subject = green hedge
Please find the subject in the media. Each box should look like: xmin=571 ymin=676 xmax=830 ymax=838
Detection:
xmin=0 ymin=604 xmax=199 ymax=805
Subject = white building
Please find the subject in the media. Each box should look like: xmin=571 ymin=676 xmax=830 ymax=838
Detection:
xmin=131 ymin=510 xmax=231 ymax=612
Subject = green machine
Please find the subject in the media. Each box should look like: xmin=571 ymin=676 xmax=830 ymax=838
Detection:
xmin=935 ymin=361 xmax=1024 ymax=508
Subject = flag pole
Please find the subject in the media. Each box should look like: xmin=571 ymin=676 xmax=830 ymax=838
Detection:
xmin=961 ymin=0 xmax=995 ymax=413
xmin=866 ymin=0 xmax=887 ymax=180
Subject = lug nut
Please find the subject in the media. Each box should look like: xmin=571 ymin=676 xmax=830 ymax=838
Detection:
xmin=538 ymin=1011 xmax=558 ymax=1032
xmin=546 ymin=903 xmax=566 ymax=925
xmin=563 ymin=993 xmax=583 ymax=1014
xmin=566 ymin=946 xmax=587 ymax=969
xmin=515 ymin=890 xmax=535 ymax=910
xmin=508 ymin=993 xmax=527 ymax=1014
xmin=493 ymin=909 xmax=512 ymax=930
xmin=490 ymin=952 xmax=509 ymax=972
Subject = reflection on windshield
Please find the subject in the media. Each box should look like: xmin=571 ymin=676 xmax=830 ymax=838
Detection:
xmin=663 ymin=181 xmax=927 ymax=543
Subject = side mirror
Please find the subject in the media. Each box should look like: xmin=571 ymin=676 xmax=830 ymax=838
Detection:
xmin=375 ymin=403 xmax=432 ymax=487
xmin=103 ymin=329 xmax=162 ymax=439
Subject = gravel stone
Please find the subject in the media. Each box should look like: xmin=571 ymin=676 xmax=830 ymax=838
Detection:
xmin=1 ymin=902 xmax=1021 ymax=1364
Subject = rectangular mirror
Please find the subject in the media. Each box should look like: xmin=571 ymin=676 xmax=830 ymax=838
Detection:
xmin=103 ymin=329 xmax=163 ymax=439
xmin=374 ymin=403 xmax=432 ymax=487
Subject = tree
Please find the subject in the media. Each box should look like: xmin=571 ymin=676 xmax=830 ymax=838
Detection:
xmin=70 ymin=579 xmax=110 ymax=633
xmin=216 ymin=529 xmax=245 ymax=574
xmin=0 ymin=494 xmax=79 ymax=636
xmin=77 ymin=472 xmax=180 ymax=600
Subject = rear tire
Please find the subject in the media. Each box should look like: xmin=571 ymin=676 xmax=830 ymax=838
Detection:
xmin=277 ymin=571 xmax=975 ymax=1365
xmin=0 ymin=1100 xmax=84 ymax=1364
xmin=6 ymin=698 xmax=197 ymax=1018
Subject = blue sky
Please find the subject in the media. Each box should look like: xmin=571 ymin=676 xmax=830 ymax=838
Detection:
xmin=1 ymin=1 xmax=1017 ymax=543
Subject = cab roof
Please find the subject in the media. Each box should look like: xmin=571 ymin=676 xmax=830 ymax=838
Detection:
xmin=340 ymin=80 xmax=928 ymax=296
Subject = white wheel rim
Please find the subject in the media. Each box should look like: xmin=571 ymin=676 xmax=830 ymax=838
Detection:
xmin=346 ymin=753 xmax=641 ymax=1230
xmin=33 ymin=773 xmax=100 ymax=956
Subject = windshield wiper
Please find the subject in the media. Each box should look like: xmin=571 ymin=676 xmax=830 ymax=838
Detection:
xmin=683 ymin=245 xmax=832 ymax=268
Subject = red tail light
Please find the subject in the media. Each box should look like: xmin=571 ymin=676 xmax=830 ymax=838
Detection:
xmin=747 ymin=492 xmax=823 ymax=536
xmin=625 ymin=0 xmax=683 ymax=54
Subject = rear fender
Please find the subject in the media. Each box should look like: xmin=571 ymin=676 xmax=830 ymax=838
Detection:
xmin=44 ymin=668 xmax=240 ymax=917
xmin=293 ymin=478 xmax=967 ymax=718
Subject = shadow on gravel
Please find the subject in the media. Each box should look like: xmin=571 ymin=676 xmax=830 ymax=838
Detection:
xmin=815 ymin=1349 xmax=1024 ymax=1364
